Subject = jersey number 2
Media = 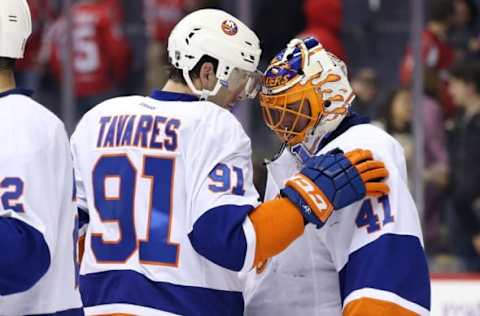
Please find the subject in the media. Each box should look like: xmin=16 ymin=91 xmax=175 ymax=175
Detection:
xmin=92 ymin=154 xmax=179 ymax=266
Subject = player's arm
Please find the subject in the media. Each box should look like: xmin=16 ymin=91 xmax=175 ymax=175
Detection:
xmin=187 ymin=113 xmax=388 ymax=272
xmin=249 ymin=148 xmax=389 ymax=266
xmin=340 ymin=234 xmax=430 ymax=316
xmin=0 ymin=123 xmax=72 ymax=295
xmin=332 ymin=148 xmax=430 ymax=315
xmin=0 ymin=217 xmax=50 ymax=295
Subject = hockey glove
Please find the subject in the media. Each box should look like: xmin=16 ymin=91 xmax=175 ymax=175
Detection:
xmin=280 ymin=148 xmax=389 ymax=228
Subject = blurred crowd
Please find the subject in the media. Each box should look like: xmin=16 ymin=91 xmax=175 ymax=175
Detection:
xmin=16 ymin=0 xmax=480 ymax=272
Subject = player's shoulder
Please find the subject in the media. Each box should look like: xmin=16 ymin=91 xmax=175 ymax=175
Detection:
xmin=199 ymin=101 xmax=244 ymax=127
xmin=72 ymin=95 xmax=141 ymax=138
xmin=77 ymin=95 xmax=143 ymax=121
xmin=323 ymin=123 xmax=402 ymax=159
xmin=0 ymin=94 xmax=67 ymax=156
xmin=74 ymin=95 xmax=249 ymax=143
xmin=172 ymin=100 xmax=252 ymax=159
xmin=94 ymin=95 xmax=144 ymax=110
xmin=329 ymin=190 xmax=423 ymax=269
xmin=342 ymin=123 xmax=398 ymax=147
xmin=326 ymin=125 xmax=421 ymax=252
xmin=1 ymin=94 xmax=64 ymax=131
xmin=182 ymin=100 xmax=249 ymax=141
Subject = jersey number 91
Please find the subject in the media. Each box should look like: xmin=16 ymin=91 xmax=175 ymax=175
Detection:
xmin=91 ymin=154 xmax=179 ymax=266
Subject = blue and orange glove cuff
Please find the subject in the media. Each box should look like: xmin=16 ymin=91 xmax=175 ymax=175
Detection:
xmin=281 ymin=174 xmax=334 ymax=229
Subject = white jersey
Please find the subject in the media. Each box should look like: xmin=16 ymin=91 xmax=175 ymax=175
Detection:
xmin=0 ymin=90 xmax=83 ymax=315
xmin=71 ymin=91 xmax=259 ymax=316
xmin=244 ymin=121 xmax=431 ymax=315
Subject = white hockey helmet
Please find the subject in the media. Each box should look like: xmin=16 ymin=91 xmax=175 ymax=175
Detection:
xmin=0 ymin=0 xmax=32 ymax=59
xmin=167 ymin=9 xmax=262 ymax=100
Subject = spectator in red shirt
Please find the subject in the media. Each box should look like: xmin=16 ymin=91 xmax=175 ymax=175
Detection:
xmin=400 ymin=0 xmax=455 ymax=117
xmin=102 ymin=0 xmax=124 ymax=23
xmin=143 ymin=0 xmax=198 ymax=91
xmin=47 ymin=0 xmax=131 ymax=117
xmin=299 ymin=0 xmax=347 ymax=62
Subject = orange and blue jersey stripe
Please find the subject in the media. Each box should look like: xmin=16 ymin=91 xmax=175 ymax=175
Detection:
xmin=80 ymin=269 xmax=244 ymax=316
xmin=339 ymin=233 xmax=430 ymax=314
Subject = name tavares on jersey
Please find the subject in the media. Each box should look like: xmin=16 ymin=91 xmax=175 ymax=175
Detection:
xmin=96 ymin=115 xmax=180 ymax=151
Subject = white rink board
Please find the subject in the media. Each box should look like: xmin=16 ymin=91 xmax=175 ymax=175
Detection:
xmin=431 ymin=276 xmax=480 ymax=316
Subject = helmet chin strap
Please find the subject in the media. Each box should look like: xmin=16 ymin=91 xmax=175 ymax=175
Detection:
xmin=200 ymin=89 xmax=210 ymax=101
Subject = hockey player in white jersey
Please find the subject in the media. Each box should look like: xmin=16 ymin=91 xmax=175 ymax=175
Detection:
xmin=244 ymin=37 xmax=431 ymax=315
xmin=0 ymin=0 xmax=83 ymax=315
xmin=72 ymin=10 xmax=389 ymax=315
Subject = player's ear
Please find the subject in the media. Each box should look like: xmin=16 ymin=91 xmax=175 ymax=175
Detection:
xmin=198 ymin=62 xmax=217 ymax=91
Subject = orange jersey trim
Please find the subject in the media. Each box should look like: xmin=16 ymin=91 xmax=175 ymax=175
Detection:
xmin=249 ymin=197 xmax=305 ymax=267
xmin=78 ymin=235 xmax=86 ymax=263
xmin=344 ymin=297 xmax=419 ymax=316
xmin=94 ymin=314 xmax=136 ymax=316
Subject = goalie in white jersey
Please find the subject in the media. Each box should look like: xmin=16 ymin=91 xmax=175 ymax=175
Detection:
xmin=72 ymin=9 xmax=390 ymax=316
xmin=244 ymin=37 xmax=431 ymax=315
xmin=0 ymin=0 xmax=83 ymax=315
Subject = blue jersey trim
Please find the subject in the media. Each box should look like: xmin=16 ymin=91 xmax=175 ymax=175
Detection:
xmin=339 ymin=233 xmax=431 ymax=310
xmin=29 ymin=307 xmax=84 ymax=316
xmin=80 ymin=270 xmax=244 ymax=316
xmin=0 ymin=218 xmax=51 ymax=295
xmin=77 ymin=207 xmax=89 ymax=228
xmin=150 ymin=90 xmax=199 ymax=102
xmin=0 ymin=88 xmax=33 ymax=98
xmin=189 ymin=204 xmax=254 ymax=271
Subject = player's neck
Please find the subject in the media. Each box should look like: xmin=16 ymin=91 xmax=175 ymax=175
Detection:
xmin=162 ymin=80 xmax=196 ymax=96
xmin=0 ymin=71 xmax=16 ymax=93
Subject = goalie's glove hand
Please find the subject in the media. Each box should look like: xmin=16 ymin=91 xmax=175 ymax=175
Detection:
xmin=280 ymin=148 xmax=389 ymax=228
